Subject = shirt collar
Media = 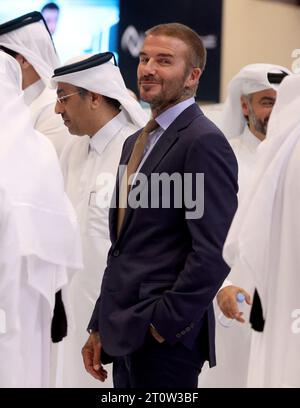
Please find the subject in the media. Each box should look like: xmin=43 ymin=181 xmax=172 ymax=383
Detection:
xmin=23 ymin=79 xmax=45 ymax=105
xmin=89 ymin=110 xmax=128 ymax=156
xmin=155 ymin=97 xmax=195 ymax=131
xmin=241 ymin=125 xmax=262 ymax=152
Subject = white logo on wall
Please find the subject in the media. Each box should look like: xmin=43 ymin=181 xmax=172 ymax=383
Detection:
xmin=121 ymin=26 xmax=218 ymax=58
xmin=121 ymin=26 xmax=145 ymax=57
xmin=201 ymin=35 xmax=217 ymax=49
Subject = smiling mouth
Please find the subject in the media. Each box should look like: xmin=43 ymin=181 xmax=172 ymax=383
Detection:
xmin=140 ymin=81 xmax=160 ymax=85
xmin=140 ymin=82 xmax=161 ymax=90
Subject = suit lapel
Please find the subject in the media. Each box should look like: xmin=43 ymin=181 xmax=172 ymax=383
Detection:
xmin=109 ymin=131 xmax=140 ymax=243
xmin=114 ymin=103 xmax=203 ymax=241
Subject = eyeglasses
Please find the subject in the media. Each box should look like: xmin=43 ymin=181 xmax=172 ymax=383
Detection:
xmin=56 ymin=91 xmax=81 ymax=105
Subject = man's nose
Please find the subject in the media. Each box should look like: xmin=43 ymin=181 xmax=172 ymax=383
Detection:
xmin=142 ymin=58 xmax=157 ymax=75
xmin=55 ymin=100 xmax=64 ymax=114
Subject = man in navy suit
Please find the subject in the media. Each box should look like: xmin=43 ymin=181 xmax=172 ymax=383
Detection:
xmin=82 ymin=22 xmax=238 ymax=388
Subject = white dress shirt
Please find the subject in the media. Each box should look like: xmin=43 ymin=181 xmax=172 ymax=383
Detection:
xmin=131 ymin=97 xmax=195 ymax=186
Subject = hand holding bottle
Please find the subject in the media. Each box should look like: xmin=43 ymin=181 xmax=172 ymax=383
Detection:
xmin=218 ymin=293 xmax=245 ymax=327
xmin=217 ymin=285 xmax=252 ymax=325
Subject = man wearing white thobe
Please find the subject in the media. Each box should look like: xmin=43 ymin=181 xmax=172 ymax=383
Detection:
xmin=199 ymin=63 xmax=289 ymax=388
xmin=0 ymin=11 xmax=72 ymax=156
xmin=51 ymin=52 xmax=148 ymax=387
xmin=224 ymin=73 xmax=300 ymax=387
xmin=0 ymin=187 xmax=22 ymax=388
xmin=0 ymin=51 xmax=82 ymax=387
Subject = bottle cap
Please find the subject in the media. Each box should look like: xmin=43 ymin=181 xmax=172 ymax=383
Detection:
xmin=236 ymin=292 xmax=245 ymax=303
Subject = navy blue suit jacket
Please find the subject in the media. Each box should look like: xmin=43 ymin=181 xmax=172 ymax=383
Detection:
xmin=88 ymin=103 xmax=238 ymax=367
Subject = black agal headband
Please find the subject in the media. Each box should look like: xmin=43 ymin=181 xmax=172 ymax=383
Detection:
xmin=267 ymin=71 xmax=289 ymax=85
xmin=52 ymin=52 xmax=117 ymax=78
xmin=0 ymin=11 xmax=53 ymax=41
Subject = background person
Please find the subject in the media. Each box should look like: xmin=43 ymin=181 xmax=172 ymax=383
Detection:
xmin=0 ymin=51 xmax=82 ymax=387
xmin=200 ymin=63 xmax=289 ymax=388
xmin=41 ymin=2 xmax=60 ymax=35
xmin=223 ymin=73 xmax=300 ymax=387
xmin=51 ymin=51 xmax=148 ymax=387
xmin=0 ymin=11 xmax=72 ymax=156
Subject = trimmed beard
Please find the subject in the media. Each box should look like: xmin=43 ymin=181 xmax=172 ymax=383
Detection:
xmin=247 ymin=102 xmax=269 ymax=136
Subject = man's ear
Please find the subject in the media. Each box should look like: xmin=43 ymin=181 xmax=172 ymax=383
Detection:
xmin=90 ymin=92 xmax=102 ymax=109
xmin=15 ymin=54 xmax=31 ymax=70
xmin=241 ymin=95 xmax=250 ymax=117
xmin=185 ymin=67 xmax=202 ymax=88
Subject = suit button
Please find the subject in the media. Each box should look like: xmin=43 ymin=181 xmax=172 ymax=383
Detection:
xmin=181 ymin=330 xmax=186 ymax=335
xmin=176 ymin=333 xmax=181 ymax=338
xmin=113 ymin=249 xmax=120 ymax=257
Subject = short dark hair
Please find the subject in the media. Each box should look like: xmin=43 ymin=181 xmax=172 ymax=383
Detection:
xmin=0 ymin=45 xmax=18 ymax=59
xmin=145 ymin=23 xmax=206 ymax=72
xmin=41 ymin=2 xmax=60 ymax=13
xmin=76 ymin=86 xmax=89 ymax=99
xmin=104 ymin=96 xmax=121 ymax=110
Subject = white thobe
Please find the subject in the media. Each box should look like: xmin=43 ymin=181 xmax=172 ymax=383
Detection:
xmin=222 ymin=74 xmax=300 ymax=388
xmin=229 ymin=126 xmax=261 ymax=202
xmin=24 ymin=80 xmax=72 ymax=156
xmin=0 ymin=191 xmax=73 ymax=388
xmin=199 ymin=126 xmax=261 ymax=388
xmin=58 ymin=110 xmax=139 ymax=388
xmin=247 ymin=136 xmax=300 ymax=388
xmin=0 ymin=188 xmax=21 ymax=387
xmin=0 ymin=52 xmax=82 ymax=388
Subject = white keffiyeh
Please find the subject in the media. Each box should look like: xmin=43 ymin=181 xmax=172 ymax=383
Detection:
xmin=51 ymin=53 xmax=149 ymax=128
xmin=221 ymin=63 xmax=290 ymax=139
xmin=0 ymin=18 xmax=60 ymax=86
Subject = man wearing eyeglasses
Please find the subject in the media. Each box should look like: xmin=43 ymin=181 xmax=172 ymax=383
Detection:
xmin=0 ymin=11 xmax=71 ymax=156
xmin=51 ymin=52 xmax=148 ymax=388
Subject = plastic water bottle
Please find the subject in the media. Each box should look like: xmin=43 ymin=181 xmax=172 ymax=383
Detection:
xmin=218 ymin=292 xmax=245 ymax=328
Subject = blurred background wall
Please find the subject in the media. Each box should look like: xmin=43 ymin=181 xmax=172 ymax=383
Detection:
xmin=221 ymin=0 xmax=300 ymax=100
